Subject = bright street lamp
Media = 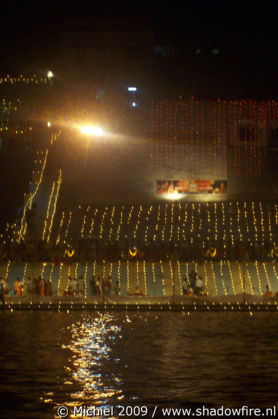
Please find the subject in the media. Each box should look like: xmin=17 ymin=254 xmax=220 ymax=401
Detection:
xmin=79 ymin=125 xmax=104 ymax=137
xmin=47 ymin=70 xmax=54 ymax=79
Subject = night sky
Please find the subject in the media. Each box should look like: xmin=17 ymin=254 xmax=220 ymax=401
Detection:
xmin=0 ymin=1 xmax=277 ymax=97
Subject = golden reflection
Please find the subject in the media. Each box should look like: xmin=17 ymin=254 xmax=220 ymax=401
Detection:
xmin=57 ymin=313 xmax=123 ymax=418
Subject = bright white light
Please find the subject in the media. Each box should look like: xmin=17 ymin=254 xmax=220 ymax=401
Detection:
xmin=128 ymin=87 xmax=137 ymax=92
xmin=47 ymin=70 xmax=54 ymax=79
xmin=47 ymin=121 xmax=51 ymax=127
xmin=132 ymin=102 xmax=137 ymax=107
xmin=79 ymin=125 xmax=104 ymax=136
xmin=162 ymin=190 xmax=183 ymax=201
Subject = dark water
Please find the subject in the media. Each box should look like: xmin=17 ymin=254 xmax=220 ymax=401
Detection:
xmin=0 ymin=311 xmax=278 ymax=418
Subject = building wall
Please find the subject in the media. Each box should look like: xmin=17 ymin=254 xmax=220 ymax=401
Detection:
xmin=55 ymin=99 xmax=278 ymax=207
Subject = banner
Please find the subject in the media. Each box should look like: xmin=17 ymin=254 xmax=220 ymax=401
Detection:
xmin=156 ymin=180 xmax=227 ymax=194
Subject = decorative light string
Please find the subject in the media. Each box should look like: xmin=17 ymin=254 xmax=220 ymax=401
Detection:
xmin=227 ymin=261 xmax=236 ymax=295
xmin=117 ymin=260 xmax=121 ymax=291
xmin=56 ymin=211 xmax=65 ymax=245
xmin=143 ymin=260 xmax=147 ymax=296
xmin=84 ymin=263 xmax=88 ymax=298
xmin=46 ymin=170 xmax=62 ymax=243
xmin=18 ymin=149 xmax=49 ymax=242
xmin=160 ymin=259 xmax=165 ymax=296
xmin=219 ymin=260 xmax=227 ymax=295
xmin=126 ymin=259 xmax=130 ymax=293
xmin=210 ymin=260 xmax=218 ymax=296
xmin=262 ymin=262 xmax=271 ymax=292
xmin=57 ymin=263 xmax=64 ymax=296
xmin=151 ymin=99 xmax=278 ymax=179
xmin=42 ymin=181 xmax=56 ymax=240
xmin=0 ymin=74 xmax=48 ymax=84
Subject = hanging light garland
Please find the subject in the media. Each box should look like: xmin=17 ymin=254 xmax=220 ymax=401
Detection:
xmin=0 ymin=74 xmax=48 ymax=85
xmin=40 ymin=200 xmax=278 ymax=262
xmin=151 ymin=99 xmax=278 ymax=180
xmin=42 ymin=181 xmax=56 ymax=241
xmin=17 ymin=149 xmax=49 ymax=242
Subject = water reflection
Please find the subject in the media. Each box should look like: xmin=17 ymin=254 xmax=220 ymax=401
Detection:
xmin=60 ymin=313 xmax=123 ymax=417
xmin=1 ymin=312 xmax=278 ymax=419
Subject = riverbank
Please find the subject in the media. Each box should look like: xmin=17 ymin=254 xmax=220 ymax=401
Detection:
xmin=1 ymin=294 xmax=278 ymax=311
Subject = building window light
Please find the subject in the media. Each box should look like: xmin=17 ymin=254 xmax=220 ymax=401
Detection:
xmin=128 ymin=87 xmax=137 ymax=92
xmin=131 ymin=102 xmax=137 ymax=107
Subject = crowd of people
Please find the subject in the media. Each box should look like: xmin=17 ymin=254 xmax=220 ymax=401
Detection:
xmin=13 ymin=276 xmax=53 ymax=297
xmin=182 ymin=270 xmax=206 ymax=297
xmin=0 ymin=274 xmax=122 ymax=301
xmin=88 ymin=275 xmax=120 ymax=296
xmin=63 ymin=276 xmax=84 ymax=296
xmin=63 ymin=275 xmax=122 ymax=297
xmin=0 ymin=275 xmax=53 ymax=304
xmin=1 ymin=271 xmax=277 ymax=302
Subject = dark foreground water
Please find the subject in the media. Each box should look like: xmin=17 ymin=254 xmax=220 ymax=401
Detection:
xmin=0 ymin=311 xmax=278 ymax=418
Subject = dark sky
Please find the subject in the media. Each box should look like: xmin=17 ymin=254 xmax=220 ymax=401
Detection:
xmin=1 ymin=2 xmax=276 ymax=56
xmin=0 ymin=1 xmax=277 ymax=96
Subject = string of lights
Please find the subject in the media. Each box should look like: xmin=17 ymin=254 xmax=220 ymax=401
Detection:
xmin=0 ymin=74 xmax=49 ymax=84
xmin=151 ymin=99 xmax=278 ymax=179
xmin=17 ymin=149 xmax=48 ymax=242
xmin=46 ymin=170 xmax=62 ymax=243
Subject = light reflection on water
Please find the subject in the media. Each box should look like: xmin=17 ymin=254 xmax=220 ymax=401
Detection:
xmin=1 ymin=312 xmax=278 ymax=418
xmin=62 ymin=314 xmax=123 ymax=417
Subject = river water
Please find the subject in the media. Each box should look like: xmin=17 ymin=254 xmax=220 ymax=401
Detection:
xmin=0 ymin=311 xmax=277 ymax=418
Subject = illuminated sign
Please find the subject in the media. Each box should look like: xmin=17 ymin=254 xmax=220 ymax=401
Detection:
xmin=156 ymin=180 xmax=227 ymax=194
